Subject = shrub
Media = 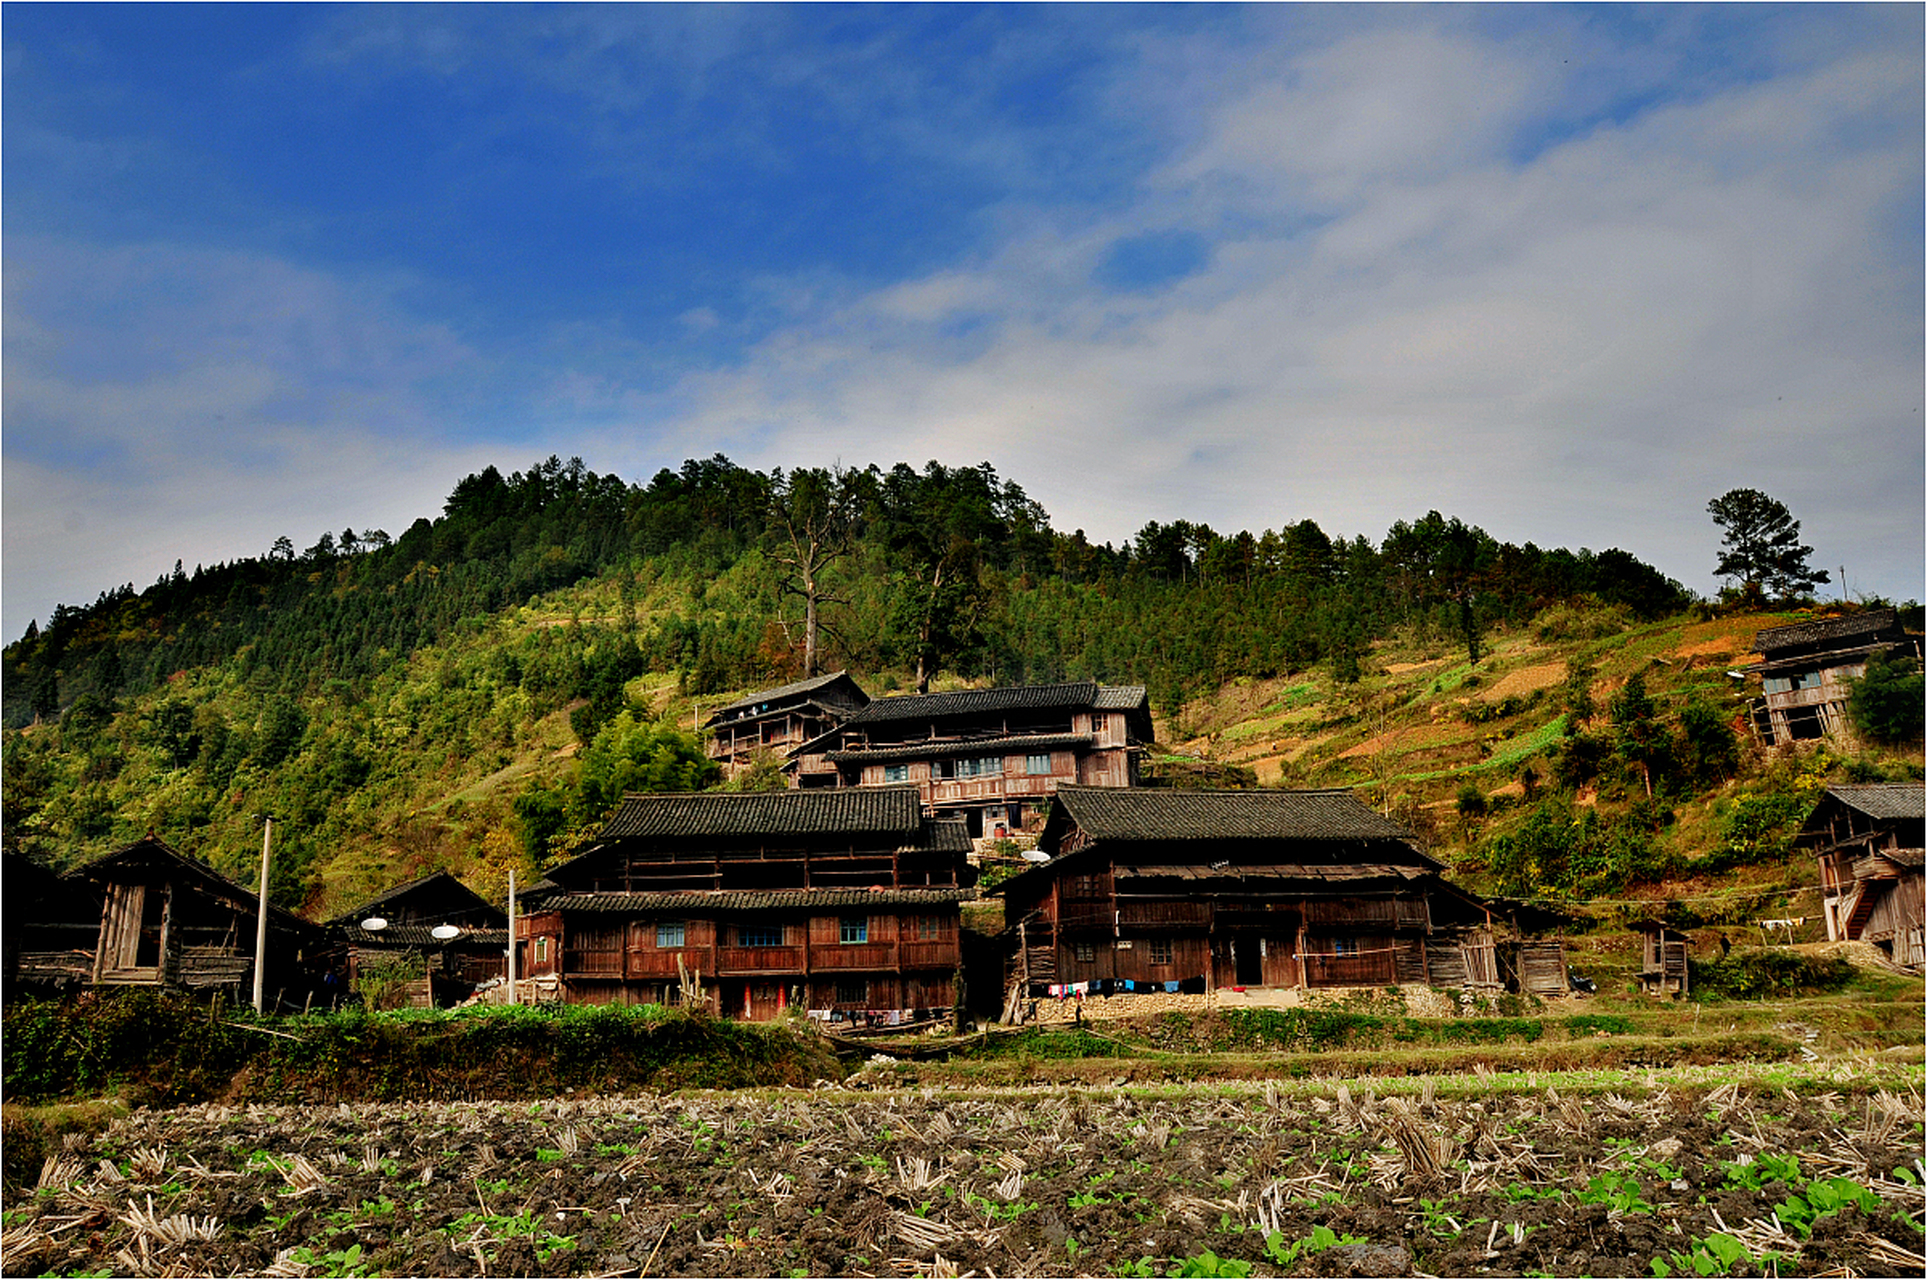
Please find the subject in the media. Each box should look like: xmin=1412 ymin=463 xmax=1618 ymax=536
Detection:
xmin=1456 ymin=783 xmax=1487 ymax=819
xmin=1689 ymin=950 xmax=1854 ymax=1000
xmin=1848 ymin=652 xmax=1924 ymax=746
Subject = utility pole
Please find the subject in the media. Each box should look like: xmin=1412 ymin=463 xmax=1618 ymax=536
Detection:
xmin=506 ymin=869 xmax=517 ymax=1006
xmin=252 ymin=816 xmax=273 ymax=1015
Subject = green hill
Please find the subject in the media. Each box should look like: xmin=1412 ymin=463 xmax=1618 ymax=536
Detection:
xmin=3 ymin=455 xmax=1917 ymax=928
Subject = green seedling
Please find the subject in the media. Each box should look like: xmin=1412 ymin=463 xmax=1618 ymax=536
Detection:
xmin=1578 ymin=1170 xmax=1654 ymax=1215
xmin=1720 ymin=1152 xmax=1800 ymax=1191
xmin=1263 ymin=1224 xmax=1366 ymax=1269
xmin=1650 ymin=1232 xmax=1763 ymax=1277
xmin=1169 ymin=1249 xmax=1251 ymax=1277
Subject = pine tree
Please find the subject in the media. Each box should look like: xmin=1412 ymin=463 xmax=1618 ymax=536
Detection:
xmin=1707 ymin=488 xmax=1829 ymax=601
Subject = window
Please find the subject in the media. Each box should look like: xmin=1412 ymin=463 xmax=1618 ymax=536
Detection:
xmin=835 ymin=978 xmax=868 ymax=1004
xmin=1149 ymin=938 xmax=1172 ymax=965
xmin=534 ymin=936 xmax=550 ymax=964
xmin=916 ymin=915 xmax=943 ymax=941
xmin=739 ymin=924 xmax=783 ymax=948
xmin=656 ymin=922 xmax=685 ymax=948
xmin=1025 ymin=753 xmax=1053 ymax=775
xmin=951 ymin=756 xmax=1005 ymax=778
xmin=1073 ymin=941 xmax=1095 ymax=962
xmin=883 ymin=764 xmax=910 ymax=783
xmin=840 ymin=916 xmax=869 ymax=944
xmin=1330 ymin=937 xmax=1357 ymax=956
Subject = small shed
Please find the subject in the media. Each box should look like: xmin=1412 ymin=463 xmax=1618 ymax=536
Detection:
xmin=329 ymin=871 xmax=510 ymax=1006
xmin=1637 ymin=925 xmax=1692 ymax=997
xmin=3 ymin=850 xmax=102 ymax=992
xmin=70 ymin=835 xmax=332 ymax=1007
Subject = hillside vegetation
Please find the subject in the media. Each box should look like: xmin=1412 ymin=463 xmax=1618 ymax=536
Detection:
xmin=3 ymin=455 xmax=1918 ymax=927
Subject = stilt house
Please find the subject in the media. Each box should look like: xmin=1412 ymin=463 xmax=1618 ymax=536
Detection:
xmin=1747 ymin=609 xmax=1920 ymax=745
xmin=515 ymin=787 xmax=973 ymax=1022
xmin=1801 ymin=782 xmax=1925 ymax=967
xmin=702 ymin=671 xmax=870 ymax=783
xmin=994 ymin=787 xmax=1516 ymax=1006
xmin=798 ymin=682 xmax=1154 ymax=836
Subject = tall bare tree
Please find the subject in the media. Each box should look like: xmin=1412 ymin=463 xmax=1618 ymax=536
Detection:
xmin=769 ymin=466 xmax=861 ymax=677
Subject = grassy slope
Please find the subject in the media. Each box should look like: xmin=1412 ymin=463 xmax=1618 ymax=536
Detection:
xmin=9 ymin=568 xmax=1919 ymax=930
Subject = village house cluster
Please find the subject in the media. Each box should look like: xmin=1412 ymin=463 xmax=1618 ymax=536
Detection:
xmin=7 ymin=661 xmax=1923 ymax=1021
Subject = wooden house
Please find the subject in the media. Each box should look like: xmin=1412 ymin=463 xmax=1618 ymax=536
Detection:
xmin=993 ymin=787 xmax=1520 ymax=1008
xmin=702 ymin=671 xmax=869 ymax=783
xmin=66 ymin=836 xmax=332 ymax=1006
xmin=798 ymin=682 xmax=1154 ymax=836
xmin=327 ymin=870 xmax=509 ymax=1005
xmin=1800 ymin=783 xmax=1924 ymax=968
xmin=1636 ymin=925 xmax=1692 ymax=997
xmin=3 ymin=850 xmax=102 ymax=992
xmin=1747 ymin=609 xmax=1919 ymax=745
xmin=514 ymin=787 xmax=973 ymax=1022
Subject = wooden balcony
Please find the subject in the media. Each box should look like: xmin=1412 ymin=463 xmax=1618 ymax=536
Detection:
xmin=1303 ymin=952 xmax=1397 ymax=987
xmin=810 ymin=943 xmax=897 ymax=970
xmin=715 ymin=945 xmax=806 ymax=975
xmin=1119 ymin=901 xmax=1211 ymax=929
xmin=898 ymin=941 xmax=959 ymax=970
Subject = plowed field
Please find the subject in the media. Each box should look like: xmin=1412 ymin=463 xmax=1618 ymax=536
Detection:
xmin=5 ymin=1072 xmax=1922 ymax=1277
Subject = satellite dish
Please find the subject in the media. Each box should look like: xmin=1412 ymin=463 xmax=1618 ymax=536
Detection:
xmin=430 ymin=924 xmax=462 ymax=941
xmin=1021 ymin=850 xmax=1051 ymax=863
xmin=360 ymin=916 xmax=388 ymax=932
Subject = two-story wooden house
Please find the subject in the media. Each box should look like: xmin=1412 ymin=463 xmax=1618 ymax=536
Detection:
xmin=994 ymin=787 xmax=1519 ymax=1007
xmin=1748 ymin=609 xmax=1919 ymax=745
xmin=515 ymin=787 xmax=972 ymax=1021
xmin=796 ymin=682 xmax=1153 ymax=836
xmin=701 ymin=671 xmax=869 ymax=783
xmin=1799 ymin=783 xmax=1924 ymax=968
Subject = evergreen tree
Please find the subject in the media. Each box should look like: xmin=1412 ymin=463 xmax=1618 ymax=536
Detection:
xmin=1707 ymin=488 xmax=1829 ymax=601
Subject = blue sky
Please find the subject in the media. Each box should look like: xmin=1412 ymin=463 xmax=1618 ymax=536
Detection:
xmin=5 ymin=4 xmax=1922 ymax=637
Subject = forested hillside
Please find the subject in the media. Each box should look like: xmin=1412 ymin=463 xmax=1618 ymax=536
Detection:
xmin=5 ymin=454 xmax=1913 ymax=926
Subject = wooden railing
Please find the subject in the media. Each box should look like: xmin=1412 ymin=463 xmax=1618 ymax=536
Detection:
xmin=1302 ymin=951 xmax=1397 ymax=988
xmin=714 ymin=946 xmax=807 ymax=974
xmin=1119 ymin=901 xmax=1210 ymax=928
xmin=809 ymin=943 xmax=897 ymax=970
xmin=898 ymin=941 xmax=960 ymax=969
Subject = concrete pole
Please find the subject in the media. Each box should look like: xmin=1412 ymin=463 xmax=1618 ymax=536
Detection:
xmin=506 ymin=869 xmax=517 ymax=1005
xmin=252 ymin=817 xmax=272 ymax=1015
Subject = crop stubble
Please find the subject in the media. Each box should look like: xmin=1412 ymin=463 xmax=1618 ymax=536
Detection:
xmin=3 ymin=1073 xmax=1922 ymax=1278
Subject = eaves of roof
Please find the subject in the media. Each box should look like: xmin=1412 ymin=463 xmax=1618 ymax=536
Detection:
xmin=842 ymin=682 xmax=1101 ymax=725
xmin=827 ymin=733 xmax=1094 ymax=765
xmin=523 ymin=888 xmax=974 ymax=914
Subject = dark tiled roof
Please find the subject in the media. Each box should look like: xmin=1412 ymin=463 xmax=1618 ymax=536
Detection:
xmin=344 ymin=924 xmax=509 ymax=948
xmin=1115 ymin=863 xmax=1431 ymax=883
xmin=597 ymin=786 xmax=925 ymax=839
xmin=1824 ymin=783 xmax=1925 ymax=822
xmin=525 ymin=888 xmax=973 ymax=914
xmin=73 ymin=836 xmax=322 ymax=935
xmin=828 ymin=734 xmax=1093 ymax=765
xmin=1882 ymin=848 xmax=1926 ymax=869
xmin=842 ymin=682 xmax=1103 ymax=725
xmin=1094 ymin=685 xmax=1150 ymax=711
xmin=928 ymin=819 xmax=972 ymax=853
xmin=326 ymin=870 xmax=503 ymax=928
xmin=1753 ymin=609 xmax=1901 ymax=654
xmin=706 ymin=671 xmax=867 ymax=721
xmin=1053 ymin=786 xmax=1424 ymax=845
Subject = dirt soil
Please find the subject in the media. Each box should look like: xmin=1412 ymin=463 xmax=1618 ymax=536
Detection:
xmin=4 ymin=1077 xmax=1921 ymax=1278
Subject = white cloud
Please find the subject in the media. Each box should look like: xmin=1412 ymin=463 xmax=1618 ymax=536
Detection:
xmin=593 ymin=21 xmax=1921 ymax=597
xmin=1 ymin=239 xmax=503 ymax=634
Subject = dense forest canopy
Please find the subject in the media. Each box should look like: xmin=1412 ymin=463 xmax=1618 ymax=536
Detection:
xmin=4 ymin=453 xmax=1691 ymax=727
